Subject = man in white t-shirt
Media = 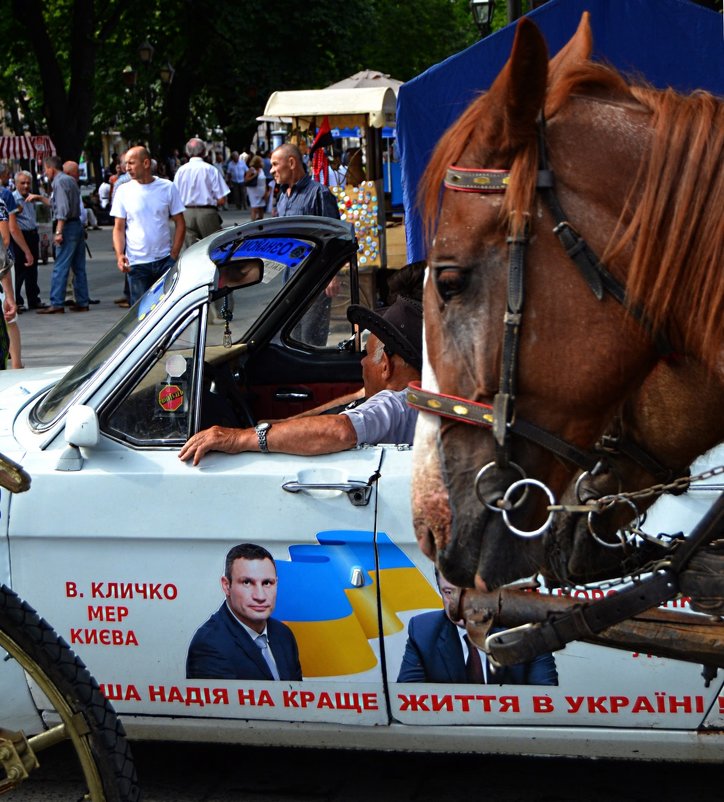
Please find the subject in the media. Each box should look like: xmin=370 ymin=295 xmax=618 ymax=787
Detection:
xmin=111 ymin=146 xmax=185 ymax=304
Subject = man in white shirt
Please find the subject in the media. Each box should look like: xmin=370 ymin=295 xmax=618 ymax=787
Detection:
xmin=111 ymin=146 xmax=185 ymax=305
xmin=173 ymin=138 xmax=230 ymax=247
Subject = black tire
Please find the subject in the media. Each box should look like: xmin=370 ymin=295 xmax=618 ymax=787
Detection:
xmin=0 ymin=584 xmax=141 ymax=801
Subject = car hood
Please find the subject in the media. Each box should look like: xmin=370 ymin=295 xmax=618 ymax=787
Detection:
xmin=0 ymin=367 xmax=68 ymax=451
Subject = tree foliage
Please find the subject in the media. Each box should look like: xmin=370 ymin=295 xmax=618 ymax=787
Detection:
xmin=3 ymin=0 xmax=482 ymax=170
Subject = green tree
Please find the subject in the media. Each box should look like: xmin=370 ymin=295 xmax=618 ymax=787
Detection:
xmin=3 ymin=0 xmax=482 ymax=171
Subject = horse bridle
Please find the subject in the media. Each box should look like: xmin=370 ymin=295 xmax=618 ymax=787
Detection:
xmin=409 ymin=118 xmax=674 ymax=537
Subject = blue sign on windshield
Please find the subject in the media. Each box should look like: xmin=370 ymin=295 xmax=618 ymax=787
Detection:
xmin=137 ymin=273 xmax=168 ymax=320
xmin=211 ymin=237 xmax=314 ymax=270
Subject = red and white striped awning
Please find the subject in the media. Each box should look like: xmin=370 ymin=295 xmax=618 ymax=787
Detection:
xmin=0 ymin=135 xmax=57 ymax=161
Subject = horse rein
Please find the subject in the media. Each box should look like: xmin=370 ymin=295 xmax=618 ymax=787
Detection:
xmin=412 ymin=118 xmax=675 ymax=537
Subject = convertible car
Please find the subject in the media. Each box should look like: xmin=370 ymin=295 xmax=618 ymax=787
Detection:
xmin=1 ymin=217 xmax=722 ymax=797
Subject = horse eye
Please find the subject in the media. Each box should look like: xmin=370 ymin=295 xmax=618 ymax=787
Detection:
xmin=434 ymin=267 xmax=470 ymax=301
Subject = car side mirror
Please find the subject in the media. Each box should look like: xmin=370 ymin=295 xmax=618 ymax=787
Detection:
xmin=64 ymin=404 xmax=100 ymax=448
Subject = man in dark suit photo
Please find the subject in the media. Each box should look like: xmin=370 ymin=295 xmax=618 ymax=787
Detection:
xmin=186 ymin=543 xmax=302 ymax=681
xmin=397 ymin=569 xmax=558 ymax=685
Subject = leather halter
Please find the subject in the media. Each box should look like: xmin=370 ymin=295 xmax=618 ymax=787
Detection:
xmin=415 ymin=120 xmax=675 ymax=512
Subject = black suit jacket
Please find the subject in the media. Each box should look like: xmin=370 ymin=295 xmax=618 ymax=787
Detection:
xmin=396 ymin=610 xmax=558 ymax=685
xmin=186 ymin=603 xmax=302 ymax=680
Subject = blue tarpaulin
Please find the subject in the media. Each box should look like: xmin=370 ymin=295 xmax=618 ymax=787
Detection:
xmin=398 ymin=0 xmax=723 ymax=262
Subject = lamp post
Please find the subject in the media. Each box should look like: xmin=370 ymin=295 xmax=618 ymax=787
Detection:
xmin=469 ymin=0 xmax=495 ymax=37
xmin=123 ymin=42 xmax=174 ymax=158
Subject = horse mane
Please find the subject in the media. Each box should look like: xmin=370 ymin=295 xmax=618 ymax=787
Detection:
xmin=605 ymin=83 xmax=724 ymax=368
xmin=420 ymin=58 xmax=723 ymax=367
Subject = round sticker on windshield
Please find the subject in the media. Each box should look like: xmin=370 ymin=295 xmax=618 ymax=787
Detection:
xmin=165 ymin=354 xmax=187 ymax=378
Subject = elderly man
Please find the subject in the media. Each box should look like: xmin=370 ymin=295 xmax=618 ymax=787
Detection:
xmin=11 ymin=170 xmax=46 ymax=310
xmin=179 ymin=293 xmax=422 ymax=465
xmin=173 ymin=138 xmax=230 ymax=247
xmin=0 ymin=164 xmax=34 ymax=277
xmin=111 ymin=146 xmax=185 ymax=305
xmin=37 ymin=156 xmax=90 ymax=314
xmin=271 ymin=143 xmax=339 ymax=220
xmin=186 ymin=542 xmax=302 ymax=681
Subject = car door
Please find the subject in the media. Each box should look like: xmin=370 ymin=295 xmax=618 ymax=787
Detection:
xmin=9 ymin=223 xmax=390 ymax=729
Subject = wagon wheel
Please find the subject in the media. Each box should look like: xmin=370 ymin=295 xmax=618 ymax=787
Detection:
xmin=0 ymin=585 xmax=141 ymax=801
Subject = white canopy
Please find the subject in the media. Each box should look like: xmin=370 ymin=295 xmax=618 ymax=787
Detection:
xmin=262 ymin=86 xmax=396 ymax=130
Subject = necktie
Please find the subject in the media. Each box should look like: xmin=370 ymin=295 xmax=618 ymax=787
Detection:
xmin=255 ymin=633 xmax=280 ymax=680
xmin=464 ymin=635 xmax=485 ymax=683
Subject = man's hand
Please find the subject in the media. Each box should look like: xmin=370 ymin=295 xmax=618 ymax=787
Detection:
xmin=179 ymin=425 xmax=248 ymax=466
xmin=22 ymin=248 xmax=34 ymax=267
xmin=116 ymin=254 xmax=130 ymax=273
xmin=3 ymin=297 xmax=17 ymax=322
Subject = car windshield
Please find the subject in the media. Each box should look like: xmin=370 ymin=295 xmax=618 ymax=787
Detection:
xmin=31 ymin=267 xmax=179 ymax=429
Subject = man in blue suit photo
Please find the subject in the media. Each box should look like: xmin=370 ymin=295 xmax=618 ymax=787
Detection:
xmin=397 ymin=570 xmax=558 ymax=685
xmin=187 ymin=543 xmax=302 ymax=681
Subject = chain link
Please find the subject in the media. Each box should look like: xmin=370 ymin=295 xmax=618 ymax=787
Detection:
xmin=550 ymin=465 xmax=724 ymax=515
xmin=546 ymin=465 xmax=724 ymax=593
xmin=597 ymin=464 xmax=724 ymax=508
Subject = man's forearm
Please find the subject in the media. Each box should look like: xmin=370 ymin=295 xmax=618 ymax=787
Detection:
xmin=179 ymin=415 xmax=358 ymax=465
xmin=170 ymin=216 xmax=185 ymax=259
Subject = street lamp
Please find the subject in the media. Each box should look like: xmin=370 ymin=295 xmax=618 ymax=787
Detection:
xmin=469 ymin=0 xmax=495 ymax=37
xmin=159 ymin=62 xmax=175 ymax=86
xmin=138 ymin=40 xmax=155 ymax=65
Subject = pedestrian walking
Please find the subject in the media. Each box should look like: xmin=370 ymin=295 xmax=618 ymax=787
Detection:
xmin=226 ymin=151 xmax=249 ymax=210
xmin=174 ymin=138 xmax=230 ymax=247
xmin=12 ymin=170 xmax=46 ymax=311
xmin=111 ymin=146 xmax=185 ymax=305
xmin=271 ymin=143 xmax=340 ymax=345
xmin=37 ymin=155 xmax=91 ymax=314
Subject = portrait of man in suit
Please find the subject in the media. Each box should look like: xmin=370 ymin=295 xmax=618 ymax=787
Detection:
xmin=186 ymin=543 xmax=302 ymax=681
xmin=397 ymin=569 xmax=558 ymax=686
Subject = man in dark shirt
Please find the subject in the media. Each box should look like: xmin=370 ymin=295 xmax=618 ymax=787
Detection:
xmin=271 ymin=143 xmax=340 ymax=345
xmin=37 ymin=156 xmax=90 ymax=314
xmin=271 ymin=144 xmax=340 ymax=219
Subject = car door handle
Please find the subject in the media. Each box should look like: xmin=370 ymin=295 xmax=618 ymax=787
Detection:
xmin=274 ymin=390 xmax=311 ymax=400
xmin=282 ymin=479 xmax=373 ymax=507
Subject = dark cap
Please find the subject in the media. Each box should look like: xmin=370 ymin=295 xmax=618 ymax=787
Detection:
xmin=347 ymin=296 xmax=423 ymax=372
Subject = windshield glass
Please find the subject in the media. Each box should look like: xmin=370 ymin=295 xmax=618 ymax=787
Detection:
xmin=31 ymin=267 xmax=179 ymax=428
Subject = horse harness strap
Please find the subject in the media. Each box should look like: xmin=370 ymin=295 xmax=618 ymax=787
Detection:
xmin=408 ymin=382 xmax=597 ymax=472
xmin=535 ymin=121 xmax=673 ymax=357
xmin=487 ymin=491 xmax=724 ymax=666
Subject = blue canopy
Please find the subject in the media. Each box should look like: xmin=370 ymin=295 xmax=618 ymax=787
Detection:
xmin=398 ymin=0 xmax=724 ymax=262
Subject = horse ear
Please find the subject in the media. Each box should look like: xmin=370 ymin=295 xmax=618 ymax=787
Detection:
xmin=487 ymin=18 xmax=548 ymax=152
xmin=548 ymin=12 xmax=593 ymax=89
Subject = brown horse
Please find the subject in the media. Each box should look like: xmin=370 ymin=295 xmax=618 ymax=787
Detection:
xmin=412 ymin=14 xmax=724 ymax=591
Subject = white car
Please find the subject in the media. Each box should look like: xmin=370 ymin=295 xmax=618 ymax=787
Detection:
xmin=1 ymin=217 xmax=722 ymax=800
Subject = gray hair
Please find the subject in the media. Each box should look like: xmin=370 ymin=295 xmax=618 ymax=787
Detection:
xmin=14 ymin=170 xmax=32 ymax=181
xmin=186 ymin=138 xmax=206 ymax=158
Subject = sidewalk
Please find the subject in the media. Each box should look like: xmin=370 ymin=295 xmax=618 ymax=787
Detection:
xmin=14 ymin=208 xmax=250 ymax=369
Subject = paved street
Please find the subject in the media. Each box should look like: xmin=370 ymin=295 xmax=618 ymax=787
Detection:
xmin=14 ymin=207 xmax=250 ymax=371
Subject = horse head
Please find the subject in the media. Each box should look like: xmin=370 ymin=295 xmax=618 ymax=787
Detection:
xmin=412 ymin=15 xmax=724 ymax=591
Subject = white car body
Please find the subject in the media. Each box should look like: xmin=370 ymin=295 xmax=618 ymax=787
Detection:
xmin=1 ymin=217 xmax=722 ymax=762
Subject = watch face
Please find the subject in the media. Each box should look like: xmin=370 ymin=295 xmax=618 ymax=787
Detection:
xmin=257 ymin=422 xmax=271 ymax=432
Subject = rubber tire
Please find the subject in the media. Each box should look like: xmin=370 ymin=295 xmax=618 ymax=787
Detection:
xmin=0 ymin=584 xmax=141 ymax=801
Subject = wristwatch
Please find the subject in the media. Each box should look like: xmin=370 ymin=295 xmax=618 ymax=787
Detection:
xmin=255 ymin=422 xmax=272 ymax=453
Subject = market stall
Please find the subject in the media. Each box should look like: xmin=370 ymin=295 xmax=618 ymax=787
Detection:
xmin=263 ymin=85 xmax=396 ymax=272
